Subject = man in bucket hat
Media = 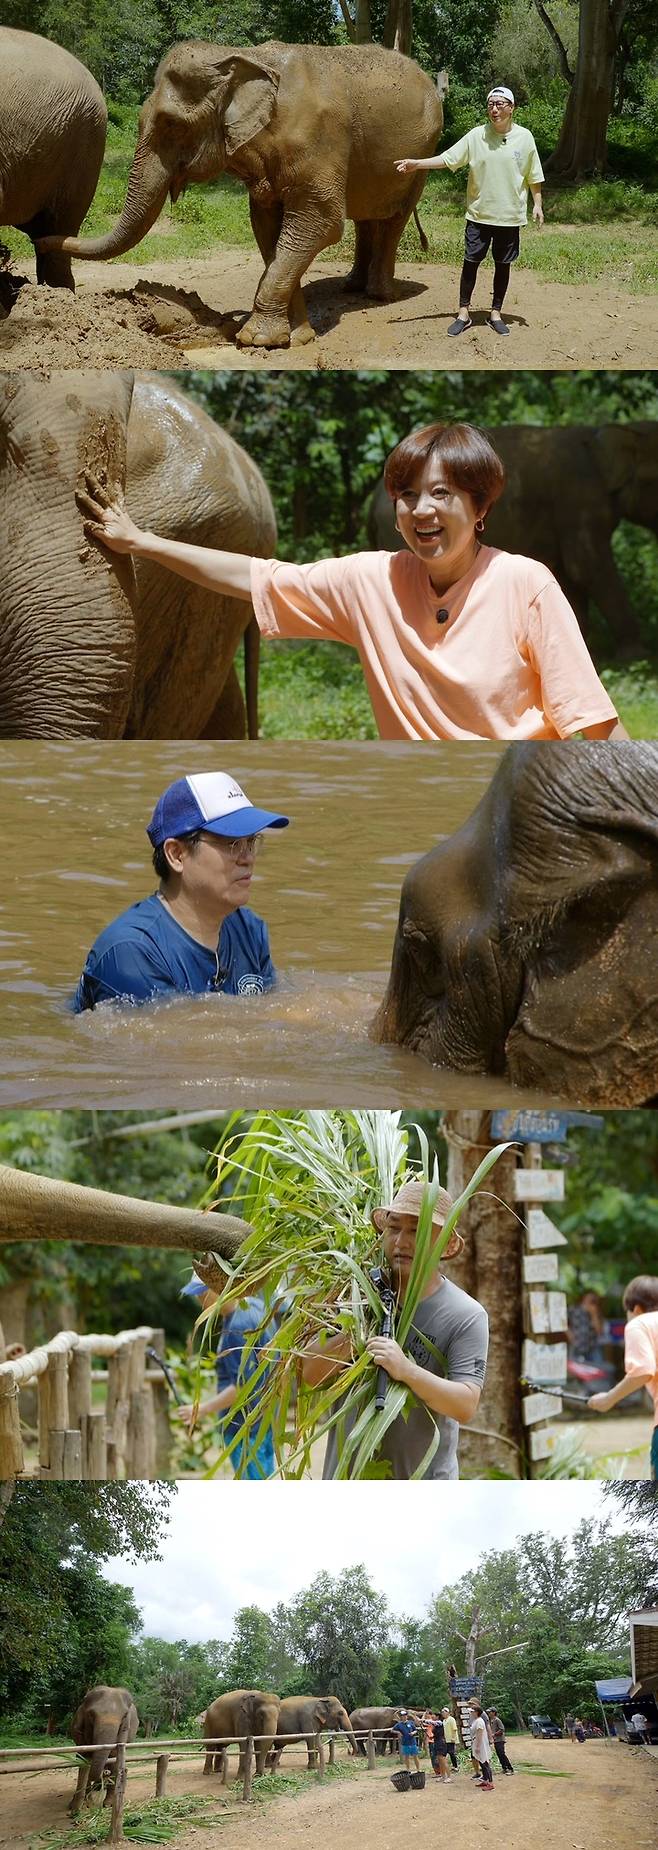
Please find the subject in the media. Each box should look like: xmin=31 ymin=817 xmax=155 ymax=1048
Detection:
xmin=302 ymin=1178 xmax=489 ymax=1479
xmin=396 ymin=84 xmax=544 ymax=336
xmin=74 ymin=770 xmax=289 ymax=1009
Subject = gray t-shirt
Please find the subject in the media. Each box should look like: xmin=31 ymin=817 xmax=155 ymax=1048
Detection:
xmin=322 ymin=1275 xmax=489 ymax=1481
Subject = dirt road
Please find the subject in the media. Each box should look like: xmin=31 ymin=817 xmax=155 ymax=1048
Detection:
xmin=1 ymin=250 xmax=655 ymax=371
xmin=2 ymin=1737 xmax=655 ymax=1850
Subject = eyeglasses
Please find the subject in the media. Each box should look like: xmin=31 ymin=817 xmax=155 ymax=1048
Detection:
xmin=219 ymin=834 xmax=261 ymax=859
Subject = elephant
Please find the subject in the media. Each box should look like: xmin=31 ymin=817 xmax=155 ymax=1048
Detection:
xmin=268 ymin=1695 xmax=357 ymax=1770
xmin=0 ymin=370 xmax=275 ymax=739
xmin=39 ymin=40 xmax=443 ymax=350
xmin=371 ymin=741 xmax=658 ymax=1106
xmin=203 ymin=1690 xmax=281 ymax=1779
xmin=0 ymin=1162 xmax=251 ymax=1259
xmin=366 ymin=423 xmax=658 ymax=659
xmin=348 ymin=1705 xmax=415 ymax=1756
xmin=0 ymin=29 xmax=106 ymax=295
xmin=69 ymin=1686 xmax=138 ymax=1816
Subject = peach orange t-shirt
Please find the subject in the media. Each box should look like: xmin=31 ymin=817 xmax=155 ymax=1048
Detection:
xmin=250 ymin=545 xmax=618 ymax=741
xmin=624 ymin=1311 xmax=658 ymax=1427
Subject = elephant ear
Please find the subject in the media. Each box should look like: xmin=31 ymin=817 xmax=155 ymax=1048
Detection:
xmin=213 ymin=55 xmax=280 ymax=156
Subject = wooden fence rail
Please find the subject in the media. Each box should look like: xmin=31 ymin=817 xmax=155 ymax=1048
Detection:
xmin=0 ymin=1325 xmax=172 ymax=1480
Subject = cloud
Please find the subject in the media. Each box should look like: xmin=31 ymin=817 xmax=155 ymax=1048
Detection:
xmin=104 ymin=1481 xmax=612 ymax=1641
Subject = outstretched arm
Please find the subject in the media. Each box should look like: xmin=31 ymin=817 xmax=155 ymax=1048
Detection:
xmin=395 ymin=155 xmax=447 ymax=173
xmin=77 ymin=475 xmax=253 ymax=599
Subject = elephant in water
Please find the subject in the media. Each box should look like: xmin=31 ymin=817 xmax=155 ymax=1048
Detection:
xmin=203 ymin=1690 xmax=281 ymax=1778
xmin=268 ymin=1695 xmax=357 ymax=1769
xmin=39 ymin=40 xmax=443 ymax=349
xmin=372 ymin=742 xmax=658 ymax=1106
xmin=0 ymin=29 xmax=106 ymax=293
xmin=69 ymin=1686 xmax=138 ymax=1815
xmin=0 ymin=371 xmax=274 ymax=738
xmin=367 ymin=422 xmax=658 ymax=660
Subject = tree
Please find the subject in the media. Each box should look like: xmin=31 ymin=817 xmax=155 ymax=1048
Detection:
xmin=444 ymin=1113 xmax=525 ymax=1476
xmin=537 ymin=0 xmax=632 ymax=179
xmin=286 ymin=1566 xmax=391 ymax=1709
xmin=223 ymin=1606 xmax=279 ymax=1691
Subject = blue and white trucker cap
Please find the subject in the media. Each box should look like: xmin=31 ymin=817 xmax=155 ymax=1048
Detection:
xmin=147 ymin=772 xmax=290 ymax=848
xmin=180 ymin=1274 xmax=207 ymax=1299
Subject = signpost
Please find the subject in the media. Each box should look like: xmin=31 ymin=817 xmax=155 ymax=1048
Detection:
xmin=491 ymin=1111 xmax=604 ymax=1142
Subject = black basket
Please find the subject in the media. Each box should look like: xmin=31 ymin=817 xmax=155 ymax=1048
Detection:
xmin=391 ymin=1770 xmax=411 ymax=1792
xmin=409 ymin=1771 xmax=426 ymax=1790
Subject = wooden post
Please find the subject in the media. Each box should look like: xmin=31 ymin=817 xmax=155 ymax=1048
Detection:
xmin=128 ymin=1388 xmax=152 ymax=1478
xmin=155 ymin=1754 xmax=169 ymax=1797
xmin=108 ymin=1741 xmax=127 ymax=1845
xmin=242 ymin=1736 xmax=254 ymax=1802
xmin=84 ymin=1410 xmax=107 ymax=1479
xmin=38 ymin=1370 xmax=50 ymax=1471
xmin=69 ymin=1349 xmax=92 ymax=1437
xmin=329 ymin=1736 xmax=336 ymax=1766
xmin=315 ymin=1732 xmax=325 ymax=1780
xmin=107 ymin=1346 xmax=130 ymax=1476
xmin=47 ymin=1348 xmax=70 ymax=1431
xmin=0 ymin=1377 xmax=23 ymax=1477
xmin=367 ymin=1731 xmax=376 ymax=1770
xmin=150 ymin=1328 xmax=173 ymax=1476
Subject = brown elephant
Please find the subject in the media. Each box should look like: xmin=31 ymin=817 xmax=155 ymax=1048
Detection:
xmin=0 ymin=29 xmax=106 ymax=294
xmin=203 ymin=1690 xmax=281 ymax=1779
xmin=372 ymin=741 xmax=658 ymax=1106
xmin=366 ymin=422 xmax=658 ymax=659
xmin=39 ymin=40 xmax=443 ymax=349
xmin=0 ymin=371 xmax=275 ymax=738
xmin=69 ymin=1686 xmax=138 ymax=1815
xmin=268 ymin=1694 xmax=357 ymax=1769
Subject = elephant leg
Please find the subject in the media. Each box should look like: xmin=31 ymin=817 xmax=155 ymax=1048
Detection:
xmin=366 ymin=207 xmax=414 ymax=300
xmin=199 ymin=664 xmax=246 ymax=739
xmin=19 ymin=208 xmax=75 ymax=290
xmin=69 ymin=1759 xmax=92 ymax=1815
xmin=237 ymin=195 xmax=345 ymax=349
xmin=344 ymin=221 xmax=376 ymax=292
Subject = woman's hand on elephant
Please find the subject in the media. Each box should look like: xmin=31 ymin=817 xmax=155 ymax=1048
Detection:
xmin=366 ymin=1335 xmax=410 ymax=1382
xmin=76 ymin=473 xmax=144 ymax=553
xmin=395 ymin=158 xmax=416 ymax=173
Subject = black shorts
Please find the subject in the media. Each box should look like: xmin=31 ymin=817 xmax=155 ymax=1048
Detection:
xmin=464 ymin=222 xmax=521 ymax=266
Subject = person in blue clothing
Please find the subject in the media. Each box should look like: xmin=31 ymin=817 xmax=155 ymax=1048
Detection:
xmin=177 ymin=1273 xmax=278 ymax=1479
xmin=392 ymin=1712 xmax=421 ymax=1772
xmin=74 ymin=769 xmax=289 ymax=1010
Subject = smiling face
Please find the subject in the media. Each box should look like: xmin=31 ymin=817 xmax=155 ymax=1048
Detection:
xmin=394 ymin=457 xmax=481 ymax=583
xmin=487 ymin=94 xmax=514 ymax=135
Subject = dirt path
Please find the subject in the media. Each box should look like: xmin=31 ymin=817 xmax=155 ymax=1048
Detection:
xmin=2 ymin=1738 xmax=656 ymax=1850
xmin=1 ymin=250 xmax=656 ymax=371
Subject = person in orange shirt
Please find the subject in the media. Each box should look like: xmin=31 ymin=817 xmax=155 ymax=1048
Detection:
xmin=589 ymin=1276 xmax=658 ymax=1480
xmin=79 ymin=422 xmax=628 ymax=744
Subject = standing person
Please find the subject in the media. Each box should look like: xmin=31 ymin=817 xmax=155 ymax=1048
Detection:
xmin=573 ymin=1718 xmax=586 ymax=1743
xmin=423 ymin=1711 xmax=436 ymax=1766
xmin=431 ymin=1713 xmax=452 ymax=1782
xmin=589 ymin=1275 xmax=658 ymax=1480
xmin=176 ymin=1274 xmax=278 ymax=1479
xmin=442 ymin=1708 xmax=459 ymax=1770
xmin=392 ymin=1711 xmax=422 ymax=1772
xmin=395 ymin=85 xmax=544 ymax=336
xmin=488 ymin=1708 xmax=514 ymax=1774
xmin=468 ymin=1702 xmax=494 ymax=1791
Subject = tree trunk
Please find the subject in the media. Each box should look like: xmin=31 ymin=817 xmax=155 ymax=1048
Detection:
xmin=444 ymin=1113 xmax=525 ymax=1477
xmin=547 ymin=0 xmax=630 ymax=181
xmin=355 ymin=0 xmax=372 ymax=41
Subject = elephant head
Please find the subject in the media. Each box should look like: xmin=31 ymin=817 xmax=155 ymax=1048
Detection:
xmin=39 ymin=42 xmax=280 ymax=262
xmin=372 ymin=742 xmax=658 ymax=1105
xmin=69 ymin=1686 xmax=138 ymax=1816
xmin=313 ymin=1697 xmax=357 ymax=1746
xmin=593 ymin=422 xmax=658 ymax=537
xmin=0 ymin=372 xmax=138 ymax=736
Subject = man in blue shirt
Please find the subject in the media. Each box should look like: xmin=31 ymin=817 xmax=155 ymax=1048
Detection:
xmin=178 ymin=1274 xmax=278 ymax=1479
xmin=74 ymin=770 xmax=289 ymax=1010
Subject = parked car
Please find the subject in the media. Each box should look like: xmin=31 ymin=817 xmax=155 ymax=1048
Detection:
xmin=529 ymin=1715 xmax=562 ymax=1739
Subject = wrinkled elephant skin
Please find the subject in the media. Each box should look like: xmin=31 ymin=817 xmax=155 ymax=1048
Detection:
xmin=0 ymin=29 xmax=106 ymax=292
xmin=372 ymin=742 xmax=658 ymax=1106
xmin=41 ymin=41 xmax=443 ymax=348
xmin=0 ymin=371 xmax=275 ymax=738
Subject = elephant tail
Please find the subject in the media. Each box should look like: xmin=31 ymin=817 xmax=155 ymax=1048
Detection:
xmin=413 ymin=208 xmax=429 ymax=255
xmin=244 ymin=615 xmax=260 ymax=741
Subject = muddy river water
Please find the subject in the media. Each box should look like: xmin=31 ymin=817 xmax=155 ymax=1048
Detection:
xmin=0 ymin=739 xmax=544 ymax=1108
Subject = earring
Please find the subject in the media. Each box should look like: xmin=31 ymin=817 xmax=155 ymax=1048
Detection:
xmin=475 ymin=517 xmax=485 ymax=533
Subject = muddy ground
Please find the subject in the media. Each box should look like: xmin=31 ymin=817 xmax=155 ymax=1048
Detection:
xmin=1 ymin=250 xmax=656 ymax=372
xmin=2 ymin=1737 xmax=656 ymax=1850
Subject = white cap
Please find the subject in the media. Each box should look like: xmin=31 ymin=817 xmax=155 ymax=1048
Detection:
xmin=487 ymin=86 xmax=515 ymax=105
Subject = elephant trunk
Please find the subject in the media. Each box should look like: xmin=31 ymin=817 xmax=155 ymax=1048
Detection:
xmin=42 ymin=145 xmax=172 ymax=261
xmin=0 ymin=373 xmax=138 ymax=737
xmin=0 ymin=1164 xmax=251 ymax=1256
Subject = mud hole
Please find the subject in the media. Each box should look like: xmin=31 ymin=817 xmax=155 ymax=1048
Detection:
xmin=0 ymin=251 xmax=656 ymax=371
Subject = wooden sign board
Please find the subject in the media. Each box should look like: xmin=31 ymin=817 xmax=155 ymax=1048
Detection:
xmin=522 ymin=1391 xmax=563 ymax=1426
xmin=523 ymin=1253 xmax=559 ymax=1284
xmin=522 ymin=1339 xmax=568 ymax=1383
xmin=529 ymin=1425 xmax=562 ymax=1462
xmin=513 ymin=1170 xmax=565 ymax=1202
xmin=527 ymin=1290 xmax=568 ymax=1335
xmin=525 ymin=1209 xmax=568 ymax=1250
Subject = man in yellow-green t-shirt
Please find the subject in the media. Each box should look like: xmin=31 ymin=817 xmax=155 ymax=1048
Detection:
xmin=396 ymin=85 xmax=544 ymax=338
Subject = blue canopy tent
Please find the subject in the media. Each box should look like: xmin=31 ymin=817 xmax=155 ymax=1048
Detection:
xmin=594 ymin=1678 xmax=632 ymax=1738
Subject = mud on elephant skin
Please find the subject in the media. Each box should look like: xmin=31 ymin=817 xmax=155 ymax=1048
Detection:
xmin=0 ymin=29 xmax=106 ymax=296
xmin=0 ymin=370 xmax=274 ymax=738
xmin=372 ymin=742 xmax=658 ymax=1106
xmin=39 ymin=40 xmax=443 ymax=350
xmin=69 ymin=1686 xmax=138 ymax=1816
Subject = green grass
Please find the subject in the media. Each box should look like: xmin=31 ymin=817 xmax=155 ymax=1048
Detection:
xmin=601 ymin=662 xmax=658 ymax=738
xmin=3 ymin=104 xmax=657 ymax=292
xmin=28 ymin=1764 xmax=361 ymax=1848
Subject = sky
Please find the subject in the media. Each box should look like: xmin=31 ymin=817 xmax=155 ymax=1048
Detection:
xmin=103 ymin=1481 xmax=617 ymax=1642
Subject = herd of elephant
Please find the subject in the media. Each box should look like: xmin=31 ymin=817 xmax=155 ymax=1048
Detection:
xmin=69 ymin=1684 xmax=415 ymax=1815
xmin=2 ymin=27 xmax=442 ymax=349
